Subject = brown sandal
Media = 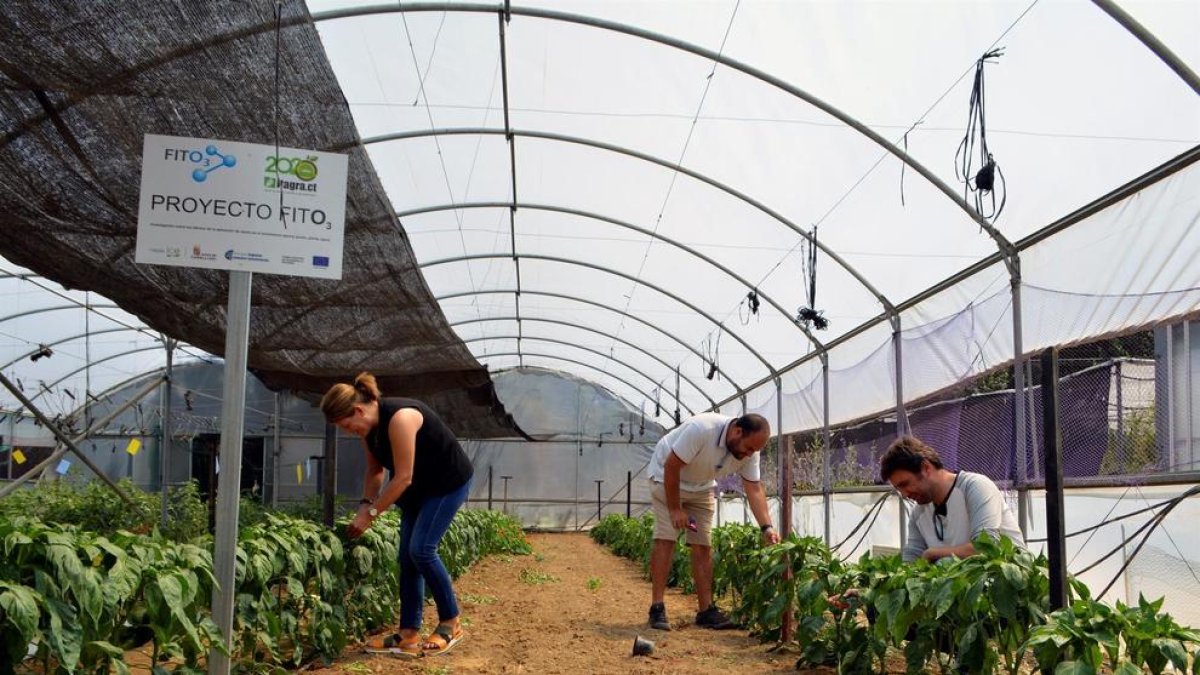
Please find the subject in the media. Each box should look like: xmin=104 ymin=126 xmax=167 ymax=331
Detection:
xmin=421 ymin=623 xmax=465 ymax=656
xmin=364 ymin=632 xmax=422 ymax=658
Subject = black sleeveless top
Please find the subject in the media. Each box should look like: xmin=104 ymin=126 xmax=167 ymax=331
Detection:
xmin=368 ymin=398 xmax=473 ymax=511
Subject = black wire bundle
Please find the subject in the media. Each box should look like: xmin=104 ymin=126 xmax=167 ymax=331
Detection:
xmin=955 ymin=48 xmax=1007 ymax=221
xmin=797 ymin=226 xmax=829 ymax=330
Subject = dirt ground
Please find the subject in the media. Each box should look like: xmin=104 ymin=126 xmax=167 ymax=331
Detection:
xmin=308 ymin=532 xmax=805 ymax=674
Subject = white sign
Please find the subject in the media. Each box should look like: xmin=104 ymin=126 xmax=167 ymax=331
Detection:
xmin=136 ymin=134 xmax=348 ymax=279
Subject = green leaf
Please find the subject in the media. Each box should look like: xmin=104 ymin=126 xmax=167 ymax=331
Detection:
xmin=1054 ymin=661 xmax=1096 ymax=675
xmin=43 ymin=596 xmax=83 ymax=673
xmin=1153 ymin=638 xmax=1189 ymax=672
xmin=1113 ymin=661 xmax=1142 ymax=675
xmin=0 ymin=582 xmax=41 ymax=645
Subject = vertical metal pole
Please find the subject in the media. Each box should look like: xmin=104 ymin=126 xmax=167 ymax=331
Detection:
xmin=778 ymin=376 xmax=793 ymax=644
xmin=271 ymin=392 xmax=281 ymax=509
xmin=777 ymin=377 xmax=791 ymax=536
xmin=322 ymin=422 xmax=337 ymax=527
xmin=626 ymin=470 xmax=632 ymax=518
xmin=1168 ymin=326 xmax=1176 ymax=470
xmin=891 ymin=316 xmax=907 ymax=436
xmin=208 ymin=270 xmax=253 ymax=675
xmin=595 ymin=479 xmax=603 ymax=521
xmin=1116 ymin=361 xmax=1126 ymax=474
xmin=1041 ymin=347 xmax=1068 ymax=610
xmin=160 ymin=338 xmax=175 ymax=527
xmin=501 ymin=475 xmax=512 ymax=515
xmin=897 ymin=493 xmax=907 ymax=551
xmin=487 ymin=465 xmax=494 ymax=510
xmin=822 ymin=355 xmax=831 ymax=546
xmin=1180 ymin=319 xmax=1190 ymax=468
xmin=1012 ymin=274 xmax=1031 ymax=541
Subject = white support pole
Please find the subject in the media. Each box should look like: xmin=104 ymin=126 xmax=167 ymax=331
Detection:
xmin=822 ymin=355 xmax=831 ymax=545
xmin=208 ymin=271 xmax=253 ymax=675
xmin=161 ymin=338 xmax=175 ymax=527
xmin=891 ymin=315 xmax=907 ymax=436
xmin=272 ymin=392 xmax=281 ymax=509
xmin=1012 ymin=273 xmax=1029 ymax=540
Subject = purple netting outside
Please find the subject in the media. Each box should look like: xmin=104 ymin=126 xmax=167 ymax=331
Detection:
xmin=785 ymin=358 xmax=1156 ymax=492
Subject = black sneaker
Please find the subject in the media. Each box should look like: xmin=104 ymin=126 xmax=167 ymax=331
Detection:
xmin=648 ymin=602 xmax=671 ymax=631
xmin=695 ymin=604 xmax=737 ymax=630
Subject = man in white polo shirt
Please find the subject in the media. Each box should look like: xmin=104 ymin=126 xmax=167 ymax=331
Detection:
xmin=646 ymin=412 xmax=778 ymax=631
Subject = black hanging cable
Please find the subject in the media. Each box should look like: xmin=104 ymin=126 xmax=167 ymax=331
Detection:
xmin=738 ymin=289 xmax=761 ymax=326
xmin=832 ymin=492 xmax=890 ymax=552
xmin=702 ymin=330 xmax=722 ymax=381
xmin=1074 ymin=486 xmax=1200 ymax=578
xmin=1095 ymin=487 xmax=1200 ymax=600
xmin=797 ymin=225 xmax=828 ymax=330
xmin=954 ymin=48 xmax=1006 ymax=222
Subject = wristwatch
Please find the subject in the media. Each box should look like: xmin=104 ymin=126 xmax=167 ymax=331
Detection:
xmin=760 ymin=523 xmax=774 ymax=533
xmin=368 ymin=505 xmax=379 ymax=518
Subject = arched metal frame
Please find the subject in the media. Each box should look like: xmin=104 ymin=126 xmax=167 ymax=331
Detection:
xmin=0 ymin=326 xmax=132 ymax=372
xmin=22 ymin=345 xmax=165 ymax=407
xmin=399 ymin=201 xmax=823 ymax=349
xmin=315 ymin=3 xmax=1012 ymax=255
xmin=465 ymin=331 xmax=710 ymax=403
xmin=439 ymin=288 xmax=744 ymax=390
xmin=469 ymin=336 xmax=699 ymax=414
xmin=477 ymin=350 xmax=679 ymax=416
xmin=0 ymin=303 xmax=119 ymax=324
xmin=454 ymin=321 xmax=717 ymax=407
xmin=370 ymin=128 xmax=891 ymax=316
xmin=421 ymin=253 xmax=776 ymax=374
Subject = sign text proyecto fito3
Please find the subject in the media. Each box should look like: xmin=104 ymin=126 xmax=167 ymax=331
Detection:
xmin=135 ymin=134 xmax=348 ymax=280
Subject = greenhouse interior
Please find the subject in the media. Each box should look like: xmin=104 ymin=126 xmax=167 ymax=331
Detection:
xmin=1 ymin=0 xmax=1198 ymax=673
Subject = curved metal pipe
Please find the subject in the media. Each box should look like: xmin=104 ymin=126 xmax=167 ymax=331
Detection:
xmin=1091 ymin=0 xmax=1200 ymax=95
xmin=0 ymin=326 xmax=133 ymax=372
xmin=370 ymin=127 xmax=893 ymax=314
xmin=460 ymin=330 xmax=717 ymax=407
xmin=21 ymin=345 xmax=165 ymax=407
xmin=476 ymin=350 xmax=688 ymax=415
xmin=439 ymin=288 xmax=744 ymax=390
xmin=421 ymin=253 xmax=776 ymax=374
xmin=317 ymin=3 xmax=1014 ymax=257
xmin=0 ymin=303 xmax=119 ymax=324
xmin=400 ymin=201 xmax=824 ymax=349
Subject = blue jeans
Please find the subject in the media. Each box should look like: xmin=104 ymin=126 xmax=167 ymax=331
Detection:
xmin=398 ymin=479 xmax=471 ymax=629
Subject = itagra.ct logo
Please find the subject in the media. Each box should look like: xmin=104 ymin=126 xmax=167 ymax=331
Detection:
xmin=188 ymin=145 xmax=237 ymax=182
xmin=265 ymin=154 xmax=320 ymax=193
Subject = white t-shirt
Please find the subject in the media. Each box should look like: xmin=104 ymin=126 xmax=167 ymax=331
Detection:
xmin=648 ymin=413 xmax=761 ymax=492
xmin=902 ymin=471 xmax=1025 ymax=562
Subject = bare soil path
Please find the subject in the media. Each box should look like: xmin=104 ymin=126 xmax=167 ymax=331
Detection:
xmin=310 ymin=532 xmax=801 ymax=674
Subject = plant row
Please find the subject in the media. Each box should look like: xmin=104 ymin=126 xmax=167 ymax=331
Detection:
xmin=591 ymin=514 xmax=1200 ymax=674
xmin=0 ymin=507 xmax=530 ymax=674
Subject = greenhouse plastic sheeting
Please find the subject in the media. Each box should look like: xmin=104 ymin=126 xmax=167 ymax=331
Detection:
xmin=307 ymin=1 xmax=1196 ymax=433
xmin=0 ymin=1 xmax=523 ymax=438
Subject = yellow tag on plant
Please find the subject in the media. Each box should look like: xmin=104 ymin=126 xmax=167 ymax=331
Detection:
xmin=126 ymin=438 xmax=142 ymax=456
xmin=296 ymin=463 xmax=304 ymax=484
xmin=12 ymin=448 xmax=26 ymax=464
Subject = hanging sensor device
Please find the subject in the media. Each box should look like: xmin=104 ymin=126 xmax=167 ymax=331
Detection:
xmin=955 ymin=47 xmax=1006 ymax=221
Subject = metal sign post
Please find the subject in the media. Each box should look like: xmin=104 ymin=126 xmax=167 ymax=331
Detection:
xmin=135 ymin=134 xmax=346 ymax=675
xmin=207 ymin=270 xmax=252 ymax=675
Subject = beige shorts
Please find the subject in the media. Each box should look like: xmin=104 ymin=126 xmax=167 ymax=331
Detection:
xmin=650 ymin=482 xmax=715 ymax=546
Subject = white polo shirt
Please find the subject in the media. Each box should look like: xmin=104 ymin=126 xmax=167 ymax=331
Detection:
xmin=648 ymin=413 xmax=761 ymax=492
